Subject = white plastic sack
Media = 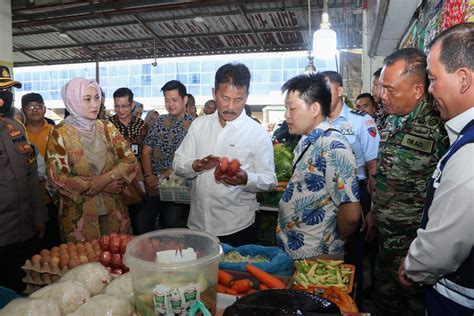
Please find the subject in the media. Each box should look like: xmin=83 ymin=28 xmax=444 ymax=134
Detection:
xmin=104 ymin=273 xmax=134 ymax=303
xmin=29 ymin=280 xmax=90 ymax=314
xmin=67 ymin=294 xmax=132 ymax=316
xmin=60 ymin=262 xmax=111 ymax=296
xmin=0 ymin=297 xmax=61 ymax=316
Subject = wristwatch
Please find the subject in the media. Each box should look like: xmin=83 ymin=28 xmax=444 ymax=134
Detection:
xmin=109 ymin=172 xmax=116 ymax=181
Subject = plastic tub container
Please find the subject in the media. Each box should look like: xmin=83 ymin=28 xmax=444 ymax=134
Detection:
xmin=124 ymin=228 xmax=223 ymax=316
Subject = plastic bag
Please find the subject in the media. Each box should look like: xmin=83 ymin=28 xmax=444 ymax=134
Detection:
xmin=0 ymin=297 xmax=61 ymax=316
xmin=67 ymin=294 xmax=133 ymax=316
xmin=59 ymin=262 xmax=111 ymax=296
xmin=104 ymin=273 xmax=134 ymax=304
xmin=29 ymin=280 xmax=90 ymax=314
xmin=219 ymin=243 xmax=294 ymax=276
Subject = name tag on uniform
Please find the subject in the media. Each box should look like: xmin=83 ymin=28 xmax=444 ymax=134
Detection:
xmin=340 ymin=128 xmax=355 ymax=135
xmin=401 ymin=134 xmax=434 ymax=153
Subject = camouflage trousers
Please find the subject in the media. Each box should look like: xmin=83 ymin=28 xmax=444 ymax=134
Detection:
xmin=373 ymin=217 xmax=425 ymax=316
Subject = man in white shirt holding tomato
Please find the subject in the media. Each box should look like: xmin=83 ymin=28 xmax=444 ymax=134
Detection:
xmin=173 ymin=63 xmax=277 ymax=246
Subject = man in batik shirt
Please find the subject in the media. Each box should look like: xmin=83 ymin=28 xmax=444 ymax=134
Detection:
xmin=141 ymin=80 xmax=193 ymax=231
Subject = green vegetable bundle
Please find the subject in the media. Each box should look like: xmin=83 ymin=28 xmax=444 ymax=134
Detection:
xmin=293 ymin=259 xmax=353 ymax=292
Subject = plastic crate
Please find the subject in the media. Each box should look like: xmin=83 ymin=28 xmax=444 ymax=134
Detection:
xmin=158 ymin=185 xmax=191 ymax=204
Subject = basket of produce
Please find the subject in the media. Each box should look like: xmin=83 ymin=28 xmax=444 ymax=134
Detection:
xmin=158 ymin=174 xmax=191 ymax=204
xmin=220 ymin=243 xmax=294 ymax=276
xmin=292 ymin=259 xmax=355 ymax=293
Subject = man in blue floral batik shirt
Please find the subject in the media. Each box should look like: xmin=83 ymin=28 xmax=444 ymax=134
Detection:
xmin=276 ymin=72 xmax=361 ymax=260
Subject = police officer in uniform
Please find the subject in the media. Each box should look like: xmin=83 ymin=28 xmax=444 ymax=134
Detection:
xmin=322 ymin=71 xmax=380 ymax=309
xmin=0 ymin=89 xmax=47 ymax=293
xmin=369 ymin=48 xmax=448 ymax=315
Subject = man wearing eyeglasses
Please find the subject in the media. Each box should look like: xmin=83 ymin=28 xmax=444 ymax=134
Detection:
xmin=22 ymin=93 xmax=53 ymax=159
xmin=21 ymin=93 xmax=59 ymax=249
xmin=110 ymin=88 xmax=148 ymax=235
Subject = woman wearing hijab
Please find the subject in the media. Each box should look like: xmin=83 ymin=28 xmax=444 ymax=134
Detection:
xmin=46 ymin=77 xmax=139 ymax=242
xmin=143 ymin=109 xmax=159 ymax=128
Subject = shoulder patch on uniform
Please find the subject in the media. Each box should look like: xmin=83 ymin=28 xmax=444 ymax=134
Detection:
xmin=350 ymin=109 xmax=366 ymax=116
xmin=368 ymin=127 xmax=377 ymax=137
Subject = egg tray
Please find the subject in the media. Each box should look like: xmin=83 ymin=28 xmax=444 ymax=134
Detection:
xmin=22 ymin=259 xmax=70 ymax=286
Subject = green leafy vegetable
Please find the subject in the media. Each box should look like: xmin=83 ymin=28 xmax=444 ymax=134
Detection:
xmin=273 ymin=144 xmax=294 ymax=182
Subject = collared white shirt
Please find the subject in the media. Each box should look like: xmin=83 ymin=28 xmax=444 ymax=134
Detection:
xmin=405 ymin=107 xmax=474 ymax=285
xmin=330 ymin=104 xmax=379 ymax=180
xmin=173 ymin=111 xmax=277 ymax=236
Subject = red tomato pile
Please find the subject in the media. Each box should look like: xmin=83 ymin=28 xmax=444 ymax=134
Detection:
xmin=215 ymin=157 xmax=241 ymax=181
xmin=98 ymin=233 xmax=134 ymax=275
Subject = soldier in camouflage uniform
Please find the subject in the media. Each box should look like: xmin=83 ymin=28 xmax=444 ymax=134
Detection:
xmin=365 ymin=48 xmax=448 ymax=315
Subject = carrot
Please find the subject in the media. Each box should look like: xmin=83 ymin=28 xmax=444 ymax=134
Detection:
xmin=217 ymin=283 xmax=238 ymax=295
xmin=259 ymin=283 xmax=269 ymax=290
xmin=218 ymin=269 xmax=234 ymax=287
xmin=246 ymin=263 xmax=286 ymax=289
xmin=217 ymin=284 xmax=228 ymax=294
xmin=226 ymin=288 xmax=238 ymax=295
xmin=230 ymin=278 xmax=253 ymax=294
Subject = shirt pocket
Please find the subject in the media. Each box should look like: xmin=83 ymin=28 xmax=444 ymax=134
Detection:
xmin=227 ymin=146 xmax=252 ymax=169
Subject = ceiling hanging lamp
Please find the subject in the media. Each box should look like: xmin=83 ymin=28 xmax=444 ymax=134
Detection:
xmin=304 ymin=0 xmax=316 ymax=73
xmin=312 ymin=0 xmax=337 ymax=60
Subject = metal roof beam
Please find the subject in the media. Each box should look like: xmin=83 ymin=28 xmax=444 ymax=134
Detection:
xmin=11 ymin=46 xmax=48 ymax=66
xmin=237 ymin=4 xmax=266 ymax=52
xmin=132 ymin=15 xmax=174 ymax=54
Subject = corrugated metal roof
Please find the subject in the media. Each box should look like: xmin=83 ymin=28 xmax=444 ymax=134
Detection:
xmin=11 ymin=0 xmax=362 ymax=67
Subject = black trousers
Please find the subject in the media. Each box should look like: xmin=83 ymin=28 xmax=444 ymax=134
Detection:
xmin=344 ymin=179 xmax=371 ymax=308
xmin=0 ymin=236 xmax=41 ymax=294
xmin=218 ymin=216 xmax=260 ymax=247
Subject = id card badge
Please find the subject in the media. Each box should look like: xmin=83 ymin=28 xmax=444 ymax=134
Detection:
xmin=131 ymin=143 xmax=139 ymax=155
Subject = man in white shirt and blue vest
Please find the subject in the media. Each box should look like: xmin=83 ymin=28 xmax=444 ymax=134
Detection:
xmin=399 ymin=22 xmax=474 ymax=315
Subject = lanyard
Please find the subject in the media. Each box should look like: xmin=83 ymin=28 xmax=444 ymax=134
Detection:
xmin=292 ymin=142 xmax=312 ymax=173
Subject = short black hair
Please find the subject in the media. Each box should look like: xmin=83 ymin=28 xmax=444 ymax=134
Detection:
xmin=113 ymin=87 xmax=133 ymax=103
xmin=204 ymin=99 xmax=215 ymax=107
xmin=321 ymin=70 xmax=343 ymax=87
xmin=429 ymin=22 xmax=474 ymax=73
xmin=281 ymin=72 xmax=332 ymax=117
xmin=356 ymin=93 xmax=375 ymax=103
xmin=373 ymin=67 xmax=382 ymax=78
xmin=383 ymin=48 xmax=427 ymax=86
xmin=161 ymin=80 xmax=187 ymax=98
xmin=214 ymin=63 xmax=251 ymax=91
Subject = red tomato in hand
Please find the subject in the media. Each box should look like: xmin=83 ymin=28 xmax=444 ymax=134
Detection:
xmin=227 ymin=158 xmax=240 ymax=177
xmin=219 ymin=157 xmax=229 ymax=172
xmin=214 ymin=167 xmax=224 ymax=181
